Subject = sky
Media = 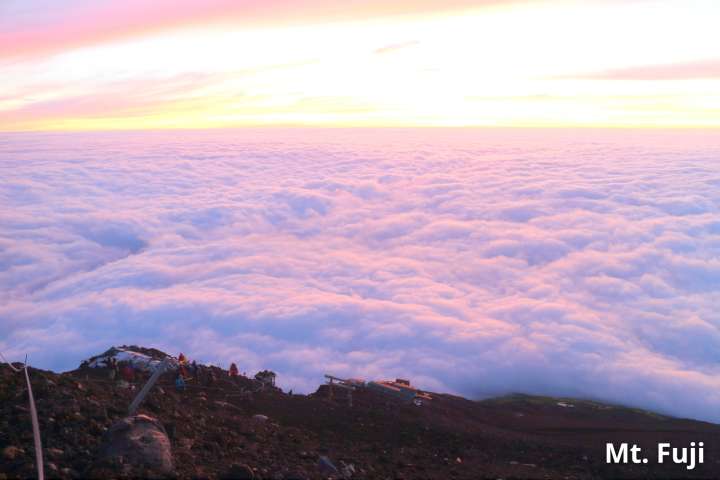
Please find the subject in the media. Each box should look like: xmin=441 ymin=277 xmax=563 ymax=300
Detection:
xmin=1 ymin=128 xmax=719 ymax=422
xmin=2 ymin=0 xmax=720 ymax=130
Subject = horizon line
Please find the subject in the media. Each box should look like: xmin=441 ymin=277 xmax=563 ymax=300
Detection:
xmin=4 ymin=125 xmax=720 ymax=135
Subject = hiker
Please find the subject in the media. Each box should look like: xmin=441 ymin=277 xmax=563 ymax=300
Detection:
xmin=175 ymin=374 xmax=186 ymax=392
xmin=178 ymin=352 xmax=187 ymax=364
xmin=188 ymin=360 xmax=197 ymax=383
xmin=108 ymin=357 xmax=118 ymax=381
xmin=229 ymin=362 xmax=239 ymax=377
xmin=121 ymin=362 xmax=135 ymax=383
xmin=207 ymin=369 xmax=217 ymax=387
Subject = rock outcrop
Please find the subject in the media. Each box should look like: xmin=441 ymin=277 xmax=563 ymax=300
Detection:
xmin=94 ymin=414 xmax=174 ymax=477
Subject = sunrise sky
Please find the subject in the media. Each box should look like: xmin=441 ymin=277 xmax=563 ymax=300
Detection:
xmin=2 ymin=0 xmax=720 ymax=130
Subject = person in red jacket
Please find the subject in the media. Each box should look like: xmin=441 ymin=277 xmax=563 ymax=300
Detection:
xmin=178 ymin=352 xmax=187 ymax=364
xmin=121 ymin=363 xmax=135 ymax=382
xmin=229 ymin=363 xmax=239 ymax=377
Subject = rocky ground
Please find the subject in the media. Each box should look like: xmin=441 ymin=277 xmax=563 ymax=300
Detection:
xmin=2 ymin=347 xmax=719 ymax=479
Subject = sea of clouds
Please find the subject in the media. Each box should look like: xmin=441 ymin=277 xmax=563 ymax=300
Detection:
xmin=1 ymin=128 xmax=719 ymax=421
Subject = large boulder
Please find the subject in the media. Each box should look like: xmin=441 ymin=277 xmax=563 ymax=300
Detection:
xmin=96 ymin=414 xmax=174 ymax=476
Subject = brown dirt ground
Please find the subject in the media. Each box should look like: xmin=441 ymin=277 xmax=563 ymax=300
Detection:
xmin=2 ymin=359 xmax=719 ymax=479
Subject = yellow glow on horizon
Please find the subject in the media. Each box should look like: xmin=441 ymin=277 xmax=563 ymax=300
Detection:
xmin=3 ymin=0 xmax=720 ymax=131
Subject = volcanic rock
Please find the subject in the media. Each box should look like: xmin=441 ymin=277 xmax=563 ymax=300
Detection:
xmin=220 ymin=463 xmax=255 ymax=479
xmin=1 ymin=446 xmax=23 ymax=461
xmin=96 ymin=414 xmax=174 ymax=476
xmin=4 ymin=348 xmax=720 ymax=479
xmin=318 ymin=455 xmax=339 ymax=475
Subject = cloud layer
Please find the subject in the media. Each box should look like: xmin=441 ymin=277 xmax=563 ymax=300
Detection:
xmin=1 ymin=128 xmax=719 ymax=421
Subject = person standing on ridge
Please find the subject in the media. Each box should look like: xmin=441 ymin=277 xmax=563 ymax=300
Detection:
xmin=175 ymin=374 xmax=186 ymax=392
xmin=108 ymin=357 xmax=118 ymax=381
xmin=179 ymin=363 xmax=189 ymax=380
xmin=229 ymin=363 xmax=239 ymax=377
xmin=121 ymin=362 xmax=135 ymax=383
xmin=190 ymin=360 xmax=198 ymax=383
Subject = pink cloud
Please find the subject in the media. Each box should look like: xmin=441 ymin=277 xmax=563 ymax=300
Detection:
xmin=374 ymin=40 xmax=421 ymax=55
xmin=569 ymin=59 xmax=720 ymax=80
xmin=0 ymin=0 xmax=511 ymax=61
xmin=3 ymin=72 xmax=225 ymax=123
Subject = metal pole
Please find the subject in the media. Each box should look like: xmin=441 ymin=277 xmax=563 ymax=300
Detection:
xmin=0 ymin=350 xmax=21 ymax=372
xmin=128 ymin=359 xmax=172 ymax=416
xmin=23 ymin=358 xmax=44 ymax=480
